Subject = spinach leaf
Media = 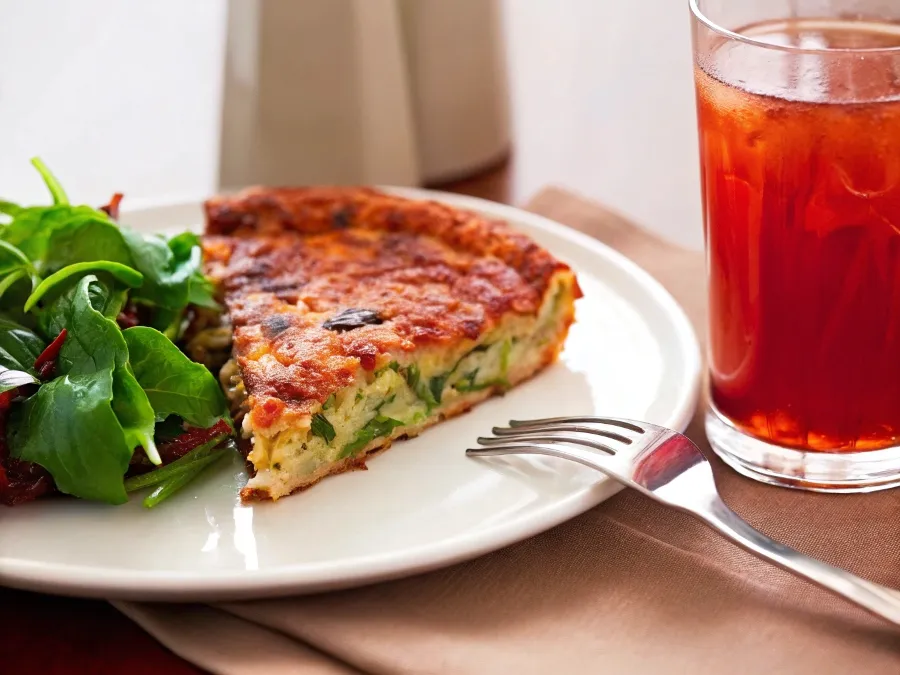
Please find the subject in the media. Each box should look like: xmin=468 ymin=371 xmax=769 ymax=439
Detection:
xmin=0 ymin=315 xmax=44 ymax=371
xmin=8 ymin=370 xmax=132 ymax=504
xmin=1 ymin=205 xmax=111 ymax=263
xmin=123 ymin=326 xmax=228 ymax=427
xmin=43 ymin=217 xmax=133 ymax=272
xmin=40 ymin=220 xmax=217 ymax=313
xmin=187 ymin=274 xmax=219 ymax=310
xmin=112 ymin=363 xmax=160 ymax=464
xmin=122 ymin=228 xmax=196 ymax=312
xmin=167 ymin=232 xmax=218 ymax=311
xmin=310 ymin=413 xmax=336 ymax=444
xmin=88 ymin=280 xmax=128 ymax=319
xmin=340 ymin=415 xmax=403 ymax=458
xmin=40 ymin=275 xmax=128 ymax=375
xmin=34 ymin=276 xmax=160 ymax=464
xmin=25 ymin=261 xmax=142 ymax=312
xmin=0 ymin=365 xmax=39 ymax=395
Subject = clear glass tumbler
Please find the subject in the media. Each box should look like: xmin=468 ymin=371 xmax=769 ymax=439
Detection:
xmin=690 ymin=0 xmax=900 ymax=491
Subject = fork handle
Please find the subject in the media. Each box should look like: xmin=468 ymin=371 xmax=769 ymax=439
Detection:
xmin=701 ymin=497 xmax=900 ymax=626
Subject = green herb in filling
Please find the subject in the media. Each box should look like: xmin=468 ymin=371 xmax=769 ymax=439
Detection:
xmin=340 ymin=414 xmax=403 ymax=458
xmin=375 ymin=393 xmax=396 ymax=411
xmin=310 ymin=413 xmax=336 ymax=444
xmin=427 ymin=374 xmax=448 ymax=405
xmin=403 ymin=363 xmax=421 ymax=390
xmin=375 ymin=360 xmax=400 ymax=377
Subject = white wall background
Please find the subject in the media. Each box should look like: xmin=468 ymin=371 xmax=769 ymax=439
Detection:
xmin=501 ymin=0 xmax=702 ymax=248
xmin=0 ymin=0 xmax=702 ymax=248
xmin=0 ymin=0 xmax=227 ymax=208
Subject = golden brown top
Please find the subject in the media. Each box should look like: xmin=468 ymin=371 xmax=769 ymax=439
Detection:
xmin=202 ymin=187 xmax=580 ymax=427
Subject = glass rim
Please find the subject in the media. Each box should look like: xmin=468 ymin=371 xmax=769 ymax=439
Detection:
xmin=689 ymin=0 xmax=900 ymax=55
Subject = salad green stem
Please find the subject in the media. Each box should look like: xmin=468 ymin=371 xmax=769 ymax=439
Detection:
xmin=0 ymin=269 xmax=29 ymax=303
xmin=124 ymin=434 xmax=231 ymax=492
xmin=30 ymin=157 xmax=69 ymax=205
xmin=0 ymin=239 xmax=33 ymax=267
xmin=141 ymin=452 xmax=226 ymax=509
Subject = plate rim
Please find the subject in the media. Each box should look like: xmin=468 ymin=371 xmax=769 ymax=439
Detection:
xmin=0 ymin=188 xmax=701 ymax=600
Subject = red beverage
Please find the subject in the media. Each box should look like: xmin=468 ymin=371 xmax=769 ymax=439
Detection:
xmin=696 ymin=19 xmax=900 ymax=452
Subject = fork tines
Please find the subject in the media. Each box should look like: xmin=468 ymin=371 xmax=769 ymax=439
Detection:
xmin=467 ymin=416 xmax=646 ymax=457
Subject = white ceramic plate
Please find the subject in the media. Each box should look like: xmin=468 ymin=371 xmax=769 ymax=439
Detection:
xmin=0 ymin=189 xmax=700 ymax=601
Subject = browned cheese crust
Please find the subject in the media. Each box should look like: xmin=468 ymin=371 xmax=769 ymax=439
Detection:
xmin=202 ymin=187 xmax=582 ymax=433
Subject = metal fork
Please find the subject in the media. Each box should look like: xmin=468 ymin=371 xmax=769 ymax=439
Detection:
xmin=466 ymin=416 xmax=900 ymax=627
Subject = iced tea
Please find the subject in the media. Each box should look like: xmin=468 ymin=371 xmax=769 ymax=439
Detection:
xmin=696 ymin=19 xmax=900 ymax=452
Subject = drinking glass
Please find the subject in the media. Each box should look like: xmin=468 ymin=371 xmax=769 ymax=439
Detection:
xmin=690 ymin=0 xmax=900 ymax=491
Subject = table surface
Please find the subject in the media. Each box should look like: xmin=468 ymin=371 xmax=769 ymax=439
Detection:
xmin=0 ymin=164 xmax=510 ymax=675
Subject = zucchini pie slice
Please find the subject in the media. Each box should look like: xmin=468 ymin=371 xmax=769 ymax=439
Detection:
xmin=196 ymin=187 xmax=581 ymax=501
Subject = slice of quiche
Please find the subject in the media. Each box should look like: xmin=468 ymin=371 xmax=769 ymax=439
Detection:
xmin=195 ymin=187 xmax=581 ymax=501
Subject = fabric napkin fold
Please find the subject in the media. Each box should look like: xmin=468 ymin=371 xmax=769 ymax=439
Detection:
xmin=116 ymin=187 xmax=900 ymax=675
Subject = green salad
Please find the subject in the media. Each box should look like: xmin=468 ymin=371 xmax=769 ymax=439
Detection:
xmin=0 ymin=159 xmax=235 ymax=508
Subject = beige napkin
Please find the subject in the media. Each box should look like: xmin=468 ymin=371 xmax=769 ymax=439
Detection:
xmin=116 ymin=187 xmax=900 ymax=674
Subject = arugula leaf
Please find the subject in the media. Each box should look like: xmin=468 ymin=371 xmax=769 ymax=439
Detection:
xmin=0 ymin=365 xmax=39 ymax=395
xmin=25 ymin=261 xmax=142 ymax=312
xmin=8 ymin=370 xmax=132 ymax=504
xmin=112 ymin=363 xmax=160 ymax=465
xmin=123 ymin=326 xmax=228 ymax=427
xmin=340 ymin=415 xmax=403 ymax=458
xmin=0 ymin=315 xmax=44 ymax=371
xmin=310 ymin=413 xmax=336 ymax=444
